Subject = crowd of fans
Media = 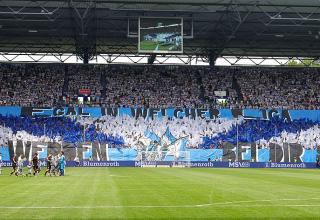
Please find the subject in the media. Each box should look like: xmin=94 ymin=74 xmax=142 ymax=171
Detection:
xmin=0 ymin=63 xmax=320 ymax=109
xmin=0 ymin=64 xmax=64 ymax=106
xmin=103 ymin=65 xmax=202 ymax=108
xmin=200 ymin=67 xmax=239 ymax=109
xmin=236 ymin=67 xmax=320 ymax=109
xmin=0 ymin=63 xmax=319 ymax=163
xmin=66 ymin=65 xmax=103 ymax=106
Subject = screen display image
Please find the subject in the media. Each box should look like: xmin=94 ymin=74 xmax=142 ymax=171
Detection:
xmin=139 ymin=17 xmax=183 ymax=53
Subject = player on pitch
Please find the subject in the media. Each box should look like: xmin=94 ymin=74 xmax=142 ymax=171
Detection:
xmin=16 ymin=154 xmax=26 ymax=176
xmin=44 ymin=153 xmax=53 ymax=176
xmin=32 ymin=153 xmax=40 ymax=176
xmin=10 ymin=153 xmax=17 ymax=176
xmin=59 ymin=151 xmax=65 ymax=176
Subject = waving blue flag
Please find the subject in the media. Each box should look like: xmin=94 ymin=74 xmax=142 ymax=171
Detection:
xmin=164 ymin=127 xmax=176 ymax=144
xmin=179 ymin=138 xmax=188 ymax=151
xmin=144 ymin=129 xmax=160 ymax=143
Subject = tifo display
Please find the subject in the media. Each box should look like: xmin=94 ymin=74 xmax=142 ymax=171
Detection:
xmin=0 ymin=107 xmax=319 ymax=166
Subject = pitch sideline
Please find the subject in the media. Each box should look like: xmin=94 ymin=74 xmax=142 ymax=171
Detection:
xmin=0 ymin=198 xmax=320 ymax=209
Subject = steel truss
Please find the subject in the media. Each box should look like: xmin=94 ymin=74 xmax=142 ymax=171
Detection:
xmin=1 ymin=52 xmax=319 ymax=67
xmin=0 ymin=0 xmax=320 ymax=64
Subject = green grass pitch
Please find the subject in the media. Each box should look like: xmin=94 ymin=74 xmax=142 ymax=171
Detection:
xmin=140 ymin=41 xmax=158 ymax=51
xmin=0 ymin=167 xmax=320 ymax=220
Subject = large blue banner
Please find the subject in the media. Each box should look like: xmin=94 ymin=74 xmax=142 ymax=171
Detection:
xmin=257 ymin=149 xmax=270 ymax=162
xmin=14 ymin=106 xmax=320 ymax=122
xmin=0 ymin=106 xmax=21 ymax=117
xmin=189 ymin=149 xmax=223 ymax=161
xmin=0 ymin=146 xmax=10 ymax=161
xmin=87 ymin=147 xmax=318 ymax=163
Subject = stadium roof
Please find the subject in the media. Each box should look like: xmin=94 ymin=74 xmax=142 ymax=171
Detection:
xmin=0 ymin=0 xmax=320 ymax=63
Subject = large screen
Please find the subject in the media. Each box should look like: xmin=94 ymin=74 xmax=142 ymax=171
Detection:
xmin=139 ymin=17 xmax=183 ymax=54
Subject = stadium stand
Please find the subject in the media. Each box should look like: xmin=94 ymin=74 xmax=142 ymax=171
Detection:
xmin=0 ymin=63 xmax=319 ymax=162
xmin=103 ymin=65 xmax=202 ymax=108
xmin=235 ymin=67 xmax=320 ymax=110
xmin=0 ymin=64 xmax=64 ymax=107
xmin=1 ymin=63 xmax=320 ymax=110
xmin=66 ymin=65 xmax=103 ymax=107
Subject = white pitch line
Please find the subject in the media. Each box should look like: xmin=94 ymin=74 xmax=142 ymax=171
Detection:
xmin=0 ymin=198 xmax=320 ymax=209
xmin=215 ymin=205 xmax=320 ymax=207
xmin=109 ymin=175 xmax=128 ymax=178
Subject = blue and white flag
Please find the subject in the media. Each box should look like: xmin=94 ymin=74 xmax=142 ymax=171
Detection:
xmin=164 ymin=127 xmax=176 ymax=144
xmin=144 ymin=129 xmax=160 ymax=143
